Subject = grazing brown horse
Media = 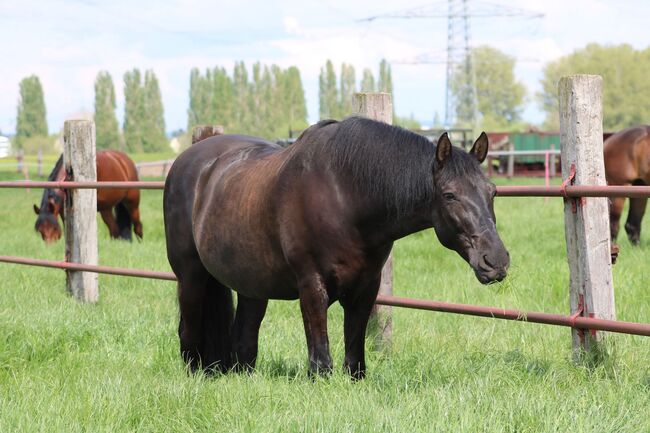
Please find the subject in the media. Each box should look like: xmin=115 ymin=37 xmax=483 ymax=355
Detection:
xmin=34 ymin=150 xmax=143 ymax=243
xmin=604 ymin=125 xmax=650 ymax=245
xmin=164 ymin=117 xmax=509 ymax=379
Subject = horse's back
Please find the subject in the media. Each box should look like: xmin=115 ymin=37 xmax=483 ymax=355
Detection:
xmin=604 ymin=125 xmax=650 ymax=184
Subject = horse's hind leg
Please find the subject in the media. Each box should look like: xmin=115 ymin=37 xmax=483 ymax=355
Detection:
xmin=610 ymin=197 xmax=625 ymax=241
xmin=123 ymin=189 xmax=143 ymax=239
xmin=341 ymin=278 xmax=380 ymax=380
xmin=231 ymin=294 xmax=268 ymax=371
xmin=625 ymin=195 xmax=648 ymax=246
xmin=100 ymin=209 xmax=120 ymax=238
xmin=178 ymin=262 xmax=234 ymax=374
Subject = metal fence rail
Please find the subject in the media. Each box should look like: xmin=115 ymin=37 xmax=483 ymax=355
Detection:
xmin=3 ymin=180 xmax=650 ymax=199
xmin=1 ymin=254 xmax=648 ymax=337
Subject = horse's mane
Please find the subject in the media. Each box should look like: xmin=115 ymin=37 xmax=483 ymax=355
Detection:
xmin=38 ymin=154 xmax=65 ymax=217
xmin=295 ymin=117 xmax=480 ymax=214
xmin=48 ymin=154 xmax=64 ymax=181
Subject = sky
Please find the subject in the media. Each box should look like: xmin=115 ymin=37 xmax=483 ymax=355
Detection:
xmin=1 ymin=0 xmax=650 ymax=136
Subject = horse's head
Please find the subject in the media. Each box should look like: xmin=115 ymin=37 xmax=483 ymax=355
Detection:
xmin=431 ymin=132 xmax=509 ymax=284
xmin=33 ymin=190 xmax=64 ymax=244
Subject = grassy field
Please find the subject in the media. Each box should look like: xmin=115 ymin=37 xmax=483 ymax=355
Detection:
xmin=0 ymin=175 xmax=648 ymax=432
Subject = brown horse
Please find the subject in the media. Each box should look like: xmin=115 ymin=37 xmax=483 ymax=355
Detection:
xmin=604 ymin=125 xmax=650 ymax=245
xmin=34 ymin=150 xmax=143 ymax=243
xmin=163 ymin=117 xmax=509 ymax=379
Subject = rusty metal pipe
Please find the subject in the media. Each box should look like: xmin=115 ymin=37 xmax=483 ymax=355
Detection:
xmin=0 ymin=255 xmax=176 ymax=281
xmin=2 ymin=181 xmax=650 ymax=199
xmin=375 ymin=295 xmax=650 ymax=337
xmin=0 ymin=181 xmax=165 ymax=189
xmin=1 ymin=255 xmax=648 ymax=337
xmin=496 ymin=185 xmax=650 ymax=198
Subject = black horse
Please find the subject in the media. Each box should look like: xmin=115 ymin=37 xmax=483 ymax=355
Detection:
xmin=163 ymin=117 xmax=509 ymax=379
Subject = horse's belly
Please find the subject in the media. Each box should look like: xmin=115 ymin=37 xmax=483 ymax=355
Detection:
xmin=199 ymin=250 xmax=298 ymax=300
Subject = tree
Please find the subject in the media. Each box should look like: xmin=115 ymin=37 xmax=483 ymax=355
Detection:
xmin=211 ymin=67 xmax=234 ymax=131
xmin=186 ymin=62 xmax=309 ymax=140
xmin=143 ymin=70 xmax=167 ymax=152
xmin=94 ymin=71 xmax=120 ymax=150
xmin=284 ymin=66 xmax=308 ymax=136
xmin=233 ymin=61 xmax=251 ymax=134
xmin=339 ymin=63 xmax=356 ymax=118
xmin=378 ymin=59 xmax=393 ymax=94
xmin=360 ymin=68 xmax=376 ymax=92
xmin=123 ymin=69 xmax=144 ymax=152
xmin=452 ymin=45 xmax=526 ymax=130
xmin=538 ymin=43 xmax=650 ymax=131
xmin=15 ymin=75 xmax=48 ymax=148
xmin=319 ymin=60 xmax=338 ymax=119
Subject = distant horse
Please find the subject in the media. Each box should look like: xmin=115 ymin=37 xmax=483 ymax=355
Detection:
xmin=164 ymin=117 xmax=509 ymax=379
xmin=604 ymin=125 xmax=650 ymax=245
xmin=34 ymin=150 xmax=143 ymax=243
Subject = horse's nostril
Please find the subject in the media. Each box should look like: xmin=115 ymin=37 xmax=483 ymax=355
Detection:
xmin=483 ymin=254 xmax=495 ymax=269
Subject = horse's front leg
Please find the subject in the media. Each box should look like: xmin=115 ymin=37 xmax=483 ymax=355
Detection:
xmin=298 ymin=275 xmax=332 ymax=376
xmin=232 ymin=294 xmax=268 ymax=372
xmin=342 ymin=277 xmax=380 ymax=380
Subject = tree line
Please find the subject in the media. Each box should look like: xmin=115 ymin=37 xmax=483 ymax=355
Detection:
xmin=12 ymin=43 xmax=650 ymax=154
xmin=187 ymin=62 xmax=308 ymax=139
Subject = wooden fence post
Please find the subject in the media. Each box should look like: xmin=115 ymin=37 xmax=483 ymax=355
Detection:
xmin=64 ymin=120 xmax=98 ymax=303
xmin=507 ymin=142 xmax=515 ymax=178
xmin=353 ymin=92 xmax=393 ymax=349
xmin=37 ymin=149 xmax=43 ymax=177
xmin=550 ymin=144 xmax=557 ymax=178
xmin=192 ymin=125 xmax=224 ymax=144
xmin=559 ymin=75 xmax=615 ymax=361
xmin=16 ymin=149 xmax=23 ymax=173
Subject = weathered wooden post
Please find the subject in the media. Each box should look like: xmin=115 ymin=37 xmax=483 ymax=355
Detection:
xmin=559 ymin=75 xmax=615 ymax=361
xmin=37 ymin=149 xmax=43 ymax=177
xmin=64 ymin=120 xmax=98 ymax=303
xmin=353 ymin=92 xmax=393 ymax=349
xmin=192 ymin=125 xmax=224 ymax=144
xmin=550 ymin=144 xmax=557 ymax=178
xmin=16 ymin=149 xmax=23 ymax=173
xmin=507 ymin=142 xmax=515 ymax=178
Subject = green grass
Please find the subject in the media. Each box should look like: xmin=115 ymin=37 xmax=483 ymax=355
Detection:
xmin=0 ymin=177 xmax=648 ymax=432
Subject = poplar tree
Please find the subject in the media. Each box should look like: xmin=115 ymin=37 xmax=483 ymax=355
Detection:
xmin=143 ymin=70 xmax=167 ymax=152
xmin=360 ymin=68 xmax=376 ymax=92
xmin=339 ymin=63 xmax=356 ymax=117
xmin=285 ymin=66 xmax=308 ymax=136
xmin=319 ymin=60 xmax=338 ymax=119
xmin=378 ymin=59 xmax=393 ymax=94
xmin=15 ymin=75 xmax=48 ymax=148
xmin=94 ymin=71 xmax=120 ymax=150
xmin=233 ymin=61 xmax=251 ymax=133
xmin=123 ymin=69 xmax=144 ymax=152
xmin=211 ymin=67 xmax=234 ymax=130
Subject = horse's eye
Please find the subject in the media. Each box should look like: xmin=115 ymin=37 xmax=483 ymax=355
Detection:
xmin=443 ymin=192 xmax=456 ymax=201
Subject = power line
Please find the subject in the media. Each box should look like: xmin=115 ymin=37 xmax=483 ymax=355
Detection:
xmin=358 ymin=0 xmax=543 ymax=127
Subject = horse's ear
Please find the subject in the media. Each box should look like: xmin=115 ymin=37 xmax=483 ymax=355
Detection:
xmin=436 ymin=132 xmax=452 ymax=165
xmin=470 ymin=132 xmax=489 ymax=163
xmin=33 ymin=204 xmax=40 ymax=215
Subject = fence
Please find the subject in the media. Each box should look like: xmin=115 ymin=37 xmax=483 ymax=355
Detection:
xmin=0 ymin=78 xmax=649 ymax=361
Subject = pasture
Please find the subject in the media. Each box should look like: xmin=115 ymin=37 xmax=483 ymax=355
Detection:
xmin=0 ymin=173 xmax=648 ymax=432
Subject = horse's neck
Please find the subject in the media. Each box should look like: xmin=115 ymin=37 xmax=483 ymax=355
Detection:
xmin=356 ymin=201 xmax=434 ymax=247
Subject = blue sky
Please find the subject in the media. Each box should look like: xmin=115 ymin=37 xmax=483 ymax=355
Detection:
xmin=2 ymin=0 xmax=650 ymax=135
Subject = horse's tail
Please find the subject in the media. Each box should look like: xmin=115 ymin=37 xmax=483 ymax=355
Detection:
xmin=115 ymin=202 xmax=133 ymax=241
xmin=200 ymin=277 xmax=235 ymax=373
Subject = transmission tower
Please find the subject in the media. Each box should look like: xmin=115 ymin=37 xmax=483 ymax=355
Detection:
xmin=359 ymin=1 xmax=543 ymax=128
